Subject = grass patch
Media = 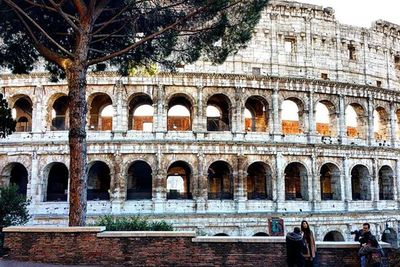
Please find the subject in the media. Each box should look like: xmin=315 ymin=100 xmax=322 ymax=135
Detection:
xmin=93 ymin=215 xmax=173 ymax=231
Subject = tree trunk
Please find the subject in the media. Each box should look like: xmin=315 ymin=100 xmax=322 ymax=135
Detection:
xmin=67 ymin=64 xmax=88 ymax=226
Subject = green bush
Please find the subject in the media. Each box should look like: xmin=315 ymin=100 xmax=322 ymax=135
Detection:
xmin=93 ymin=215 xmax=173 ymax=231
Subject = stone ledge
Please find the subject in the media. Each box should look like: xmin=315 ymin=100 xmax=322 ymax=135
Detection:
xmin=2 ymin=226 xmax=105 ymax=233
xmin=97 ymin=231 xmax=196 ymax=237
xmin=316 ymin=241 xmax=391 ymax=249
xmin=192 ymin=236 xmax=286 ymax=243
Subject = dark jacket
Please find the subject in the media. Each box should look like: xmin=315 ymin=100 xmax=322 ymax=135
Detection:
xmin=286 ymin=231 xmax=306 ymax=266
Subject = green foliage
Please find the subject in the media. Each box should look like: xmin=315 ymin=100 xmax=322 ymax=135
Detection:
xmin=0 ymin=93 xmax=16 ymax=138
xmin=0 ymin=184 xmax=31 ymax=227
xmin=93 ymin=215 xmax=173 ymax=231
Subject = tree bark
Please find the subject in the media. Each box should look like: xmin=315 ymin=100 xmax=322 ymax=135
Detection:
xmin=67 ymin=64 xmax=88 ymax=226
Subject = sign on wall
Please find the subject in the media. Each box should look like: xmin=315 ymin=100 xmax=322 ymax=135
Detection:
xmin=269 ymin=217 xmax=284 ymax=236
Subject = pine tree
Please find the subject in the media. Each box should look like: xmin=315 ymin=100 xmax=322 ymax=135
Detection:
xmin=0 ymin=93 xmax=16 ymax=138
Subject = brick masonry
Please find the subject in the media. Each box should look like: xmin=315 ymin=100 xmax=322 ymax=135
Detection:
xmin=3 ymin=228 xmax=394 ymax=267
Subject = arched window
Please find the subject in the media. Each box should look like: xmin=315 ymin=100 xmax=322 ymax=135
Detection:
xmin=351 ymin=165 xmax=371 ymax=200
xmin=346 ymin=104 xmax=366 ymax=139
xmin=1 ymin=163 xmax=28 ymax=197
xmin=320 ymin=163 xmax=341 ymax=200
xmin=128 ymin=94 xmax=153 ymax=131
xmin=214 ymin=233 xmax=229 ymax=236
xmin=45 ymin=163 xmax=68 ymax=201
xmin=127 ymin=161 xmax=152 ymax=200
xmin=379 ymin=166 xmax=394 ymax=200
xmin=316 ymin=101 xmax=336 ymax=136
xmin=87 ymin=161 xmax=111 ymax=200
xmin=167 ymin=161 xmax=192 ymax=199
xmin=374 ymin=107 xmax=389 ymax=141
xmin=208 ymin=161 xmax=233 ymax=200
xmin=323 ymin=231 xmax=345 ymax=241
xmin=281 ymin=99 xmax=303 ymax=134
xmin=167 ymin=95 xmax=192 ymax=131
xmin=285 ymin=162 xmax=308 ymax=200
xmin=50 ymin=95 xmax=69 ymax=131
xmin=253 ymin=232 xmax=269 ymax=236
xmin=13 ymin=96 xmax=33 ymax=132
xmin=247 ymin=162 xmax=272 ymax=200
xmin=207 ymin=94 xmax=231 ymax=131
xmin=88 ymin=94 xmax=113 ymax=131
xmin=244 ymin=96 xmax=268 ymax=132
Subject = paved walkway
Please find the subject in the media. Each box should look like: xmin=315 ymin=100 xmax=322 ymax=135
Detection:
xmin=0 ymin=259 xmax=99 ymax=267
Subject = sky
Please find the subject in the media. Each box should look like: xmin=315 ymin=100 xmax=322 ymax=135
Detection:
xmin=295 ymin=0 xmax=400 ymax=27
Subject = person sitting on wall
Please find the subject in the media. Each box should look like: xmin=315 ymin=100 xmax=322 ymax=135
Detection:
xmin=286 ymin=227 xmax=307 ymax=267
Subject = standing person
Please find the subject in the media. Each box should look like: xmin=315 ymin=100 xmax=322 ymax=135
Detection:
xmin=301 ymin=220 xmax=316 ymax=267
xmin=358 ymin=223 xmax=372 ymax=267
xmin=286 ymin=227 xmax=307 ymax=267
xmin=357 ymin=223 xmax=382 ymax=267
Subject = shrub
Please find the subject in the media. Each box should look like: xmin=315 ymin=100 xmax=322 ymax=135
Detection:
xmin=93 ymin=215 xmax=173 ymax=231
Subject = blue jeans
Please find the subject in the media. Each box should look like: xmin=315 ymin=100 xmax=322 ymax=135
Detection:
xmin=360 ymin=255 xmax=366 ymax=267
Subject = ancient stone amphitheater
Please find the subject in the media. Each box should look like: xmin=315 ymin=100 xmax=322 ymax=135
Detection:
xmin=1 ymin=0 xmax=400 ymax=241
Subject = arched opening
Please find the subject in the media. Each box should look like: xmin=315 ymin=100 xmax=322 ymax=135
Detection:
xmin=214 ymin=233 xmax=229 ymax=236
xmin=323 ymin=231 xmax=345 ymax=241
xmin=50 ymin=95 xmax=69 ymax=131
xmin=320 ymin=163 xmax=341 ymax=200
xmin=12 ymin=96 xmax=33 ymax=132
xmin=281 ymin=98 xmax=304 ymax=135
xmin=396 ymin=109 xmax=400 ymax=140
xmin=208 ymin=161 xmax=233 ymax=200
xmin=346 ymin=104 xmax=366 ymax=139
xmin=316 ymin=101 xmax=337 ymax=136
xmin=206 ymin=94 xmax=231 ymax=131
xmin=167 ymin=161 xmax=192 ymax=199
xmin=128 ymin=94 xmax=153 ymax=131
xmin=126 ymin=161 xmax=152 ymax=200
xmin=244 ymin=96 xmax=268 ymax=132
xmin=1 ymin=163 xmax=28 ymax=196
xmin=167 ymin=95 xmax=192 ymax=131
xmin=45 ymin=163 xmax=68 ymax=201
xmin=374 ymin=107 xmax=389 ymax=141
xmin=351 ymin=165 xmax=371 ymax=200
xmin=246 ymin=162 xmax=272 ymax=200
xmin=87 ymin=161 xmax=111 ymax=200
xmin=379 ymin=166 xmax=394 ymax=200
xmin=253 ymin=232 xmax=269 ymax=236
xmin=382 ymin=228 xmax=397 ymax=248
xmin=285 ymin=162 xmax=308 ymax=200
xmin=88 ymin=94 xmax=113 ymax=131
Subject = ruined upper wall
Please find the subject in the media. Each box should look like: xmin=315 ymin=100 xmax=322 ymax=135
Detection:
xmin=185 ymin=0 xmax=400 ymax=91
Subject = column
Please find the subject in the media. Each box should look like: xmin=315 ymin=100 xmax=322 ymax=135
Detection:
xmin=111 ymin=152 xmax=124 ymax=213
xmin=153 ymin=146 xmax=165 ymax=213
xmin=338 ymin=94 xmax=346 ymax=143
xmin=396 ymin=159 xmax=400 ymax=209
xmin=112 ymin=81 xmax=125 ymax=132
xmin=29 ymin=151 xmax=40 ymax=208
xmin=234 ymin=87 xmax=245 ymax=139
xmin=390 ymin=102 xmax=397 ymax=146
xmin=311 ymin=155 xmax=320 ymax=211
xmin=193 ymin=86 xmax=204 ymax=134
xmin=235 ymin=154 xmax=247 ymax=212
xmin=32 ymin=86 xmax=43 ymax=133
xmin=196 ymin=151 xmax=207 ymax=213
xmin=154 ymin=85 xmax=166 ymax=137
xmin=343 ymin=157 xmax=352 ymax=210
xmin=372 ymin=158 xmax=379 ymax=209
xmin=367 ymin=96 xmax=374 ymax=145
xmin=272 ymin=82 xmax=281 ymax=141
xmin=275 ymin=152 xmax=285 ymax=211
xmin=308 ymin=85 xmax=316 ymax=142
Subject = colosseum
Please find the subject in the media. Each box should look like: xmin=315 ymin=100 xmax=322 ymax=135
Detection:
xmin=1 ymin=0 xmax=400 ymax=241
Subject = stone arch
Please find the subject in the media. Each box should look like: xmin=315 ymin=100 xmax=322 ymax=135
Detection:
xmin=346 ymin=103 xmax=366 ymax=139
xmin=87 ymin=161 xmax=111 ymax=200
xmin=47 ymin=94 xmax=69 ymax=131
xmin=206 ymin=94 xmax=232 ymax=131
xmin=11 ymin=95 xmax=33 ymax=132
xmin=351 ymin=164 xmax=371 ymax=200
xmin=378 ymin=165 xmax=394 ymax=200
xmin=214 ymin=233 xmax=229 ymax=236
xmin=320 ymin=163 xmax=341 ymax=200
xmin=166 ymin=161 xmax=193 ymax=199
xmin=323 ymin=230 xmax=345 ymax=241
xmin=43 ymin=162 xmax=69 ymax=202
xmin=127 ymin=93 xmax=153 ymax=131
xmin=315 ymin=100 xmax=337 ymax=137
xmin=374 ymin=106 xmax=389 ymax=141
xmin=1 ymin=162 xmax=28 ymax=196
xmin=126 ymin=160 xmax=153 ymax=200
xmin=207 ymin=161 xmax=233 ymax=200
xmin=284 ymin=162 xmax=308 ymax=201
xmin=167 ymin=94 xmax=193 ymax=131
xmin=246 ymin=161 xmax=272 ymax=200
xmin=244 ymin=95 xmax=269 ymax=132
xmin=281 ymin=97 xmax=305 ymax=134
xmin=253 ymin=232 xmax=269 ymax=236
xmin=87 ymin=93 xmax=113 ymax=131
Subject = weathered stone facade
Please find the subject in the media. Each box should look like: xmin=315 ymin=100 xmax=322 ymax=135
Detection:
xmin=1 ymin=0 xmax=400 ymax=240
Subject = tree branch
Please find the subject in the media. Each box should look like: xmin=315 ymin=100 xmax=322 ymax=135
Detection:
xmin=4 ymin=0 xmax=74 ymax=57
xmin=88 ymin=4 xmax=211 ymax=65
xmin=48 ymin=0 xmax=81 ymax=32
xmin=73 ymin=0 xmax=88 ymax=18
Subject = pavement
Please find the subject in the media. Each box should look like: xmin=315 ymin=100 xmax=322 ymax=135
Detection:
xmin=0 ymin=259 xmax=99 ymax=267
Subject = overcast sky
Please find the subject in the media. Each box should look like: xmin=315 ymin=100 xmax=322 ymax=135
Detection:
xmin=295 ymin=0 xmax=400 ymax=27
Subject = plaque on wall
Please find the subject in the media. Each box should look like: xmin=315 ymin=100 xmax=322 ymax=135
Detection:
xmin=269 ymin=217 xmax=284 ymax=236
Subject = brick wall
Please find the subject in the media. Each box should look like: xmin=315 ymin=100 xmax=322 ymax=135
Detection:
xmin=3 ymin=227 xmax=393 ymax=267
